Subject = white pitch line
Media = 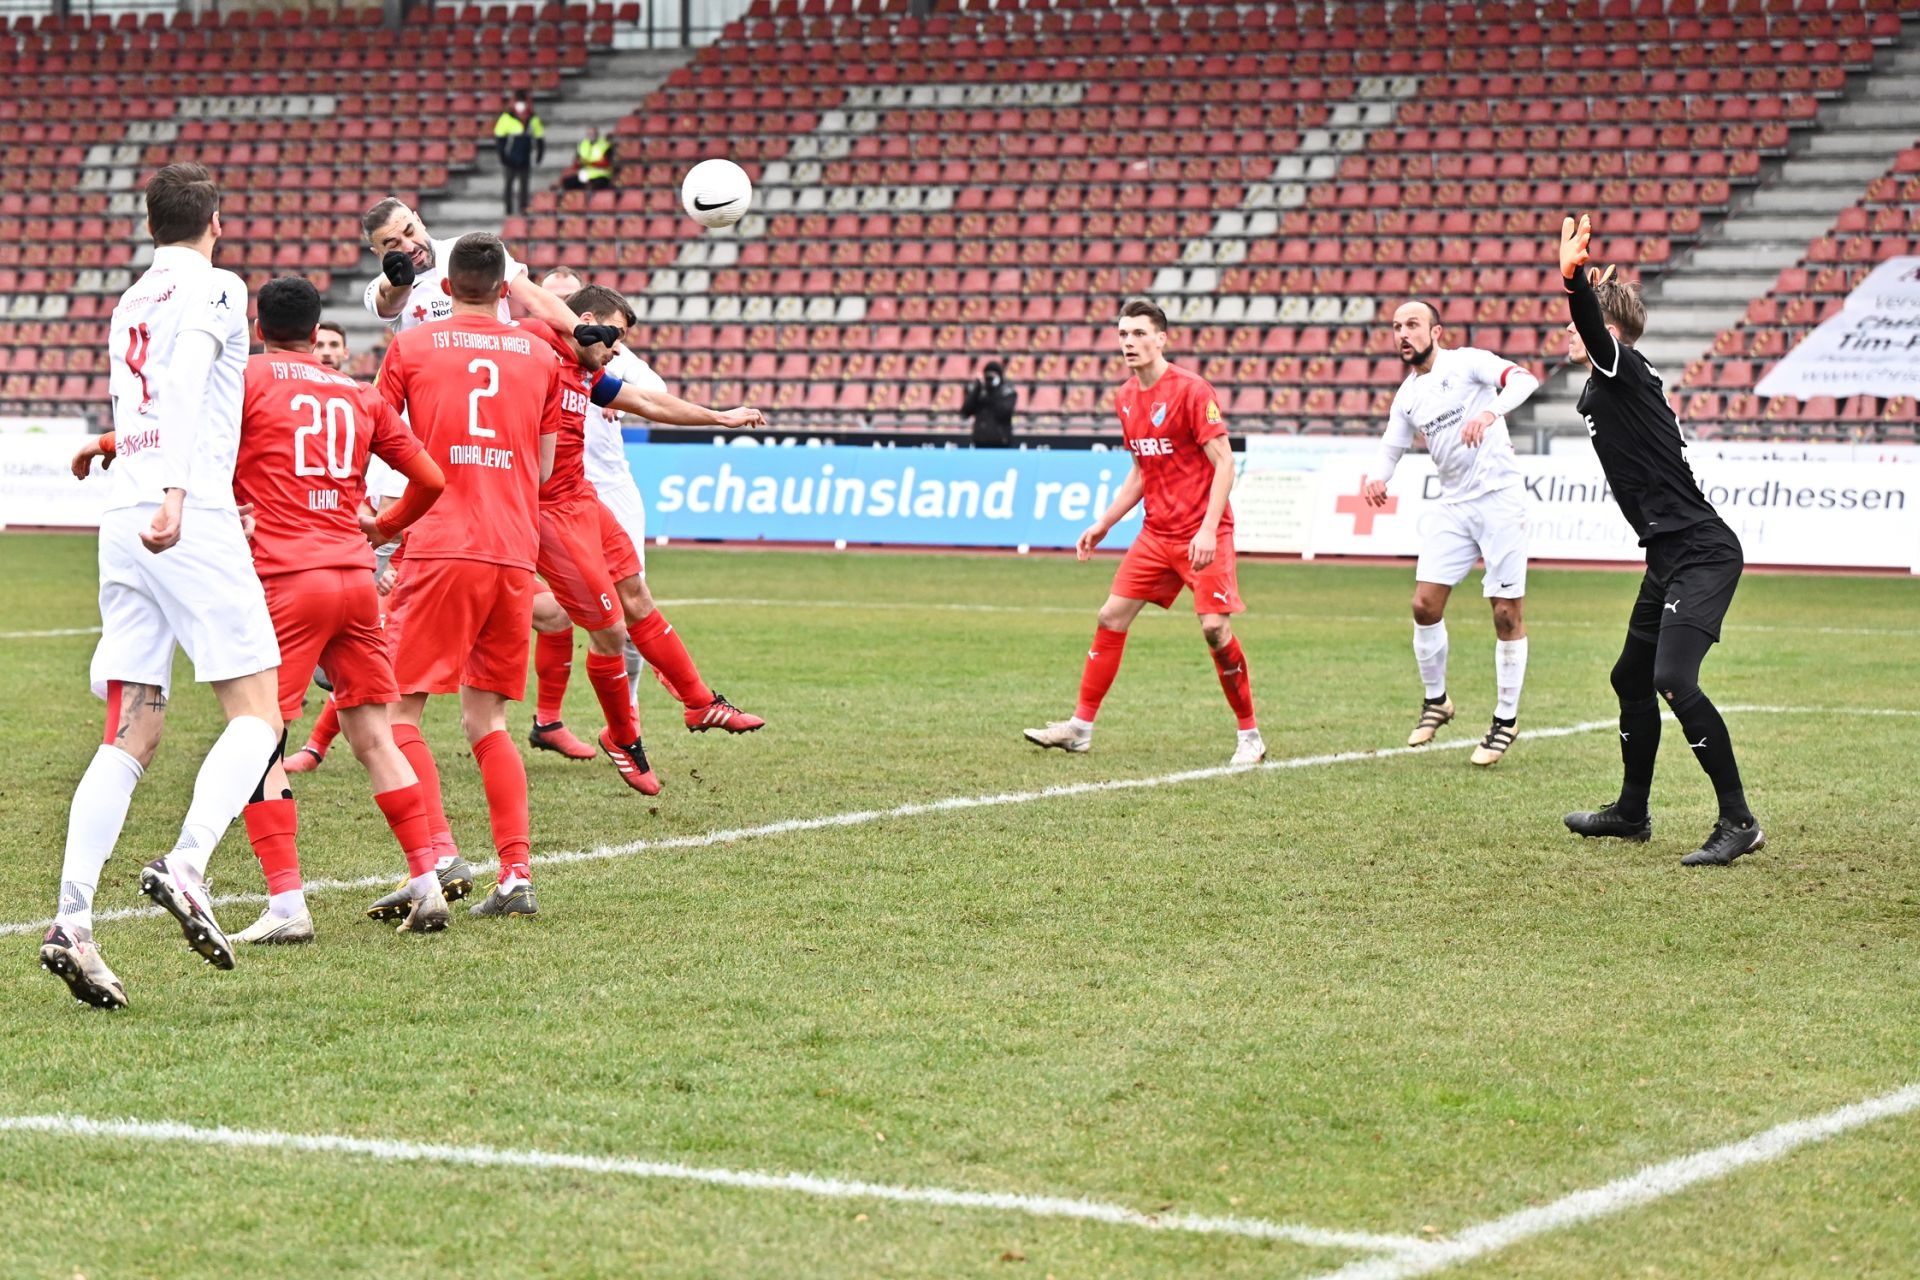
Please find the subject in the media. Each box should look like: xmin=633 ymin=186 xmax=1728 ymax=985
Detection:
xmin=1304 ymin=1082 xmax=1920 ymax=1280
xmin=0 ymin=625 xmax=101 ymax=639
xmin=0 ymin=1113 xmax=1425 ymax=1255
xmin=0 ymin=704 xmax=1910 ymax=941
xmin=0 ymin=714 xmax=1617 ymax=940
xmin=653 ymin=597 xmax=1920 ymax=638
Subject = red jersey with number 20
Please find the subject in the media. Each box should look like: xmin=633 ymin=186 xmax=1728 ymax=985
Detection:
xmin=234 ymin=351 xmax=424 ymax=579
xmin=1115 ymin=363 xmax=1232 ymax=542
xmin=518 ymin=317 xmax=596 ymax=506
xmin=378 ymin=313 xmax=563 ymax=570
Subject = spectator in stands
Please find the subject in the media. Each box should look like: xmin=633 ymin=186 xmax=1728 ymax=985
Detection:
xmin=493 ymin=92 xmax=546 ymax=216
xmin=313 ymin=321 xmax=349 ymax=372
xmin=962 ymin=361 xmax=1017 ymax=448
xmin=565 ymin=128 xmax=615 ymax=191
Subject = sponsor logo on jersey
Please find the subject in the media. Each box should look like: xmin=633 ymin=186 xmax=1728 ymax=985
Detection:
xmin=1128 ymin=436 xmax=1174 ymax=457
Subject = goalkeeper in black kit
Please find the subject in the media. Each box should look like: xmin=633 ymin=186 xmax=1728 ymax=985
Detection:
xmin=1557 ymin=214 xmax=1766 ymax=867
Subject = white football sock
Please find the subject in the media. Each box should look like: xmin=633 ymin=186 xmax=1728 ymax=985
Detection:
xmin=1067 ymin=716 xmax=1093 ymax=735
xmin=433 ymin=853 xmax=459 ymax=872
xmin=56 ymin=745 xmax=145 ymax=935
xmin=408 ymin=871 xmax=439 ymax=901
xmin=1237 ymin=727 xmax=1263 ymax=744
xmin=1412 ymin=620 xmax=1450 ymax=700
xmin=167 ymin=715 xmax=280 ymax=883
xmin=268 ymin=889 xmax=307 ymax=918
xmin=1495 ymin=637 xmax=1529 ymax=720
xmin=500 ymin=873 xmax=530 ymax=892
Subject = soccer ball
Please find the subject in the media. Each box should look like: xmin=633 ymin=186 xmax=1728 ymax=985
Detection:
xmin=681 ymin=158 xmax=753 ymax=229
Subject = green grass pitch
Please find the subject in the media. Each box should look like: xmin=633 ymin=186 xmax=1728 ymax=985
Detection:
xmin=0 ymin=531 xmax=1916 ymax=1278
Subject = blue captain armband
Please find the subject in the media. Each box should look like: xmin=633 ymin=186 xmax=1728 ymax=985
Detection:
xmin=590 ymin=373 xmax=624 ymax=408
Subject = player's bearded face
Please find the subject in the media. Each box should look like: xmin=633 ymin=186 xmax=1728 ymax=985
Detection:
xmin=1398 ymin=336 xmax=1434 ymax=367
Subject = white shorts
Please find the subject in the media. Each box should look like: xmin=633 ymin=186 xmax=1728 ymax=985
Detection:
xmin=593 ymin=478 xmax=647 ymax=574
xmin=89 ymin=503 xmax=282 ymax=700
xmin=1413 ymin=486 xmax=1530 ymax=598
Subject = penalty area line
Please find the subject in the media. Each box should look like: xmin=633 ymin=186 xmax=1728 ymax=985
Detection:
xmin=0 ymin=1113 xmax=1425 ymax=1256
xmin=1303 ymin=1081 xmax=1920 ymax=1280
xmin=0 ymin=712 xmax=1618 ymax=940
xmin=0 ymin=704 xmax=1911 ymax=941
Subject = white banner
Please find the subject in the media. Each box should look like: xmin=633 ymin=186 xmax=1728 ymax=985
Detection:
xmin=1285 ymin=456 xmax=1920 ymax=572
xmin=0 ymin=416 xmax=89 ymax=436
xmin=1754 ymin=256 xmax=1920 ymax=399
xmin=0 ymin=433 xmax=109 ymax=529
xmin=1549 ymin=436 xmax=1920 ymax=465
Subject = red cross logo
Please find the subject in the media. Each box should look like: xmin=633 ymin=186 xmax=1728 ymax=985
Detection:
xmin=412 ymin=304 xmax=428 ymax=321
xmin=1334 ymin=483 xmax=1396 ymax=535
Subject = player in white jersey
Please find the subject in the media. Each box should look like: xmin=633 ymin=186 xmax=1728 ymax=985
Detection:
xmin=360 ymin=196 xmax=525 ymax=332
xmin=1361 ymin=301 xmax=1541 ymax=765
xmin=43 ymin=164 xmax=285 ymax=1009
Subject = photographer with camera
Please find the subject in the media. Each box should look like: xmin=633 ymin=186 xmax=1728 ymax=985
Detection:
xmin=961 ymin=360 xmax=1017 ymax=449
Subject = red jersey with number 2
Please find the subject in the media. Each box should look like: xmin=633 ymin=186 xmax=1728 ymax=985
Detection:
xmin=518 ymin=317 xmax=596 ymax=506
xmin=234 ymin=351 xmax=424 ymax=579
xmin=1115 ymin=363 xmax=1232 ymax=542
xmin=377 ymin=313 xmax=563 ymax=570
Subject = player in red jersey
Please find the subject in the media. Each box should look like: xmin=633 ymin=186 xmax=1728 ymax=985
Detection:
xmin=509 ymin=278 xmax=770 ymax=770
xmin=1024 ymin=298 xmax=1264 ymax=765
xmin=511 ymin=294 xmax=666 ymax=793
xmin=224 ymin=276 xmax=453 ymax=941
xmin=377 ymin=232 xmax=562 ymax=920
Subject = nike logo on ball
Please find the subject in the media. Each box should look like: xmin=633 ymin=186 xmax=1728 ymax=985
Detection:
xmin=692 ymin=196 xmax=738 ymax=211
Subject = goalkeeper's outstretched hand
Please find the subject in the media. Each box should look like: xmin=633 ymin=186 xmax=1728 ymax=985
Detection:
xmin=1559 ymin=214 xmax=1592 ymax=280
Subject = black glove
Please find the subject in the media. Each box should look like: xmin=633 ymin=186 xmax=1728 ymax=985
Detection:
xmin=573 ymin=323 xmax=622 ymax=349
xmin=381 ymin=250 xmax=416 ymax=288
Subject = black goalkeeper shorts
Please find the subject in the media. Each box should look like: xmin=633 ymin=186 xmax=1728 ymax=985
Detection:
xmin=1627 ymin=518 xmax=1744 ymax=644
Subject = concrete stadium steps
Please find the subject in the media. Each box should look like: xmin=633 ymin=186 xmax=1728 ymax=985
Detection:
xmin=1519 ymin=24 xmax=1920 ymax=439
xmin=321 ymin=47 xmax=693 ymax=354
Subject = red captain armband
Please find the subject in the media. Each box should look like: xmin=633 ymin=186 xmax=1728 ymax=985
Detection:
xmin=98 ymin=431 xmax=117 ymax=455
xmin=589 ymin=371 xmax=624 ymax=409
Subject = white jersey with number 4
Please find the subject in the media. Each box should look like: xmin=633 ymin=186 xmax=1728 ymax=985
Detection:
xmin=362 ymin=235 xmax=523 ymax=333
xmin=105 ymin=245 xmax=251 ymax=512
xmin=1383 ymin=346 xmax=1527 ymax=504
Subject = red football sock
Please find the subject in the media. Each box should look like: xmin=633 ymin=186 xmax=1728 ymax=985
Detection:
xmin=242 ymin=796 xmax=302 ymax=894
xmin=1211 ymin=637 xmax=1257 ymax=731
xmin=586 ymin=650 xmax=640 ymax=743
xmin=306 ymin=697 xmax=341 ymax=755
xmin=390 ymin=722 xmax=452 ymax=844
xmin=534 ymin=629 xmax=574 ymax=724
xmin=628 ymin=610 xmax=712 ymax=708
xmin=471 ymin=729 xmax=532 ymax=882
xmin=373 ymin=783 xmax=437 ymax=878
xmin=1074 ymin=627 xmax=1129 ymax=723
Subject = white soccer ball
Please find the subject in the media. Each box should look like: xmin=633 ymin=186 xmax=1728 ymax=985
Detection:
xmin=681 ymin=158 xmax=753 ymax=229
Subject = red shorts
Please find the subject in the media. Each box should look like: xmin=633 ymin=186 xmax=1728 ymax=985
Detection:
xmin=386 ymin=557 xmax=536 ymax=699
xmin=536 ymin=496 xmax=641 ymax=631
xmin=263 ymin=568 xmax=397 ymax=720
xmin=1111 ymin=529 xmax=1246 ymax=615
